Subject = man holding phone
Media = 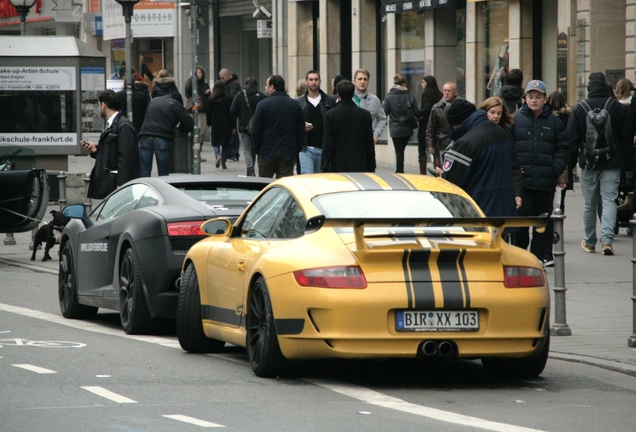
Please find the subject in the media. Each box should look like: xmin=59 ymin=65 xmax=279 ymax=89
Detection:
xmin=83 ymin=90 xmax=140 ymax=199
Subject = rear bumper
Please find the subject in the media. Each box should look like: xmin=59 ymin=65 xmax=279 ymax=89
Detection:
xmin=267 ymin=274 xmax=550 ymax=360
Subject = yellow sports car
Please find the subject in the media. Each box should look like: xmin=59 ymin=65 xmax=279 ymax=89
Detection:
xmin=177 ymin=173 xmax=550 ymax=378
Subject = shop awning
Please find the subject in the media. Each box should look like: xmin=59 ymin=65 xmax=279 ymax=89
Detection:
xmin=380 ymin=0 xmax=452 ymax=15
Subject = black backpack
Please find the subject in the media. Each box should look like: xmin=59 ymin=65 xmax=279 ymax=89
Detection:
xmin=580 ymin=99 xmax=616 ymax=169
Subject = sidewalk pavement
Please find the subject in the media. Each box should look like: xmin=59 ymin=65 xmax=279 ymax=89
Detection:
xmin=1 ymin=144 xmax=635 ymax=376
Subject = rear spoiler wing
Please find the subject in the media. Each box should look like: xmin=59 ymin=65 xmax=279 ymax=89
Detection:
xmin=309 ymin=213 xmax=549 ymax=251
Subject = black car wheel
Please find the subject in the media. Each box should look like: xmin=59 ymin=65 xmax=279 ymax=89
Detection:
xmin=246 ymin=277 xmax=287 ymax=378
xmin=119 ymin=248 xmax=152 ymax=334
xmin=482 ymin=334 xmax=550 ymax=379
xmin=176 ymin=263 xmax=225 ymax=353
xmin=58 ymin=242 xmax=98 ymax=319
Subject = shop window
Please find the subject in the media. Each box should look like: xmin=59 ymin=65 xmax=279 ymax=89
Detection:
xmin=481 ymin=0 xmax=510 ymax=100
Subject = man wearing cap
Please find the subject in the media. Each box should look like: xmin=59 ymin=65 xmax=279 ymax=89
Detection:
xmin=509 ymin=79 xmax=569 ymax=264
xmin=439 ymin=98 xmax=518 ymax=217
xmin=116 ymin=72 xmax=151 ymax=134
xmin=568 ymin=72 xmax=630 ymax=256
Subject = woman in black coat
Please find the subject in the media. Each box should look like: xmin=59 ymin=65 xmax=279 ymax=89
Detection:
xmin=417 ymin=75 xmax=442 ymax=174
xmin=383 ymin=74 xmax=419 ymax=173
xmin=207 ymin=80 xmax=232 ymax=169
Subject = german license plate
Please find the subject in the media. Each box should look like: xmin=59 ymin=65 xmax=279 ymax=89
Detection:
xmin=395 ymin=310 xmax=479 ymax=332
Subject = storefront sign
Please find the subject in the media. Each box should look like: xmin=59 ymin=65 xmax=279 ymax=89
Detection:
xmin=0 ymin=67 xmax=76 ymax=91
xmin=380 ymin=0 xmax=451 ymax=15
xmin=257 ymin=19 xmax=272 ymax=38
xmin=102 ymin=0 xmax=174 ymax=41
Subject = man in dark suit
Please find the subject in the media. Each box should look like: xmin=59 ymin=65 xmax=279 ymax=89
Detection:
xmin=321 ymin=80 xmax=376 ymax=173
xmin=251 ymin=75 xmax=305 ymax=178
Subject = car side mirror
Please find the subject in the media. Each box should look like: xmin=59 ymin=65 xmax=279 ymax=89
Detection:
xmin=201 ymin=218 xmax=231 ymax=236
xmin=62 ymin=204 xmax=93 ymax=229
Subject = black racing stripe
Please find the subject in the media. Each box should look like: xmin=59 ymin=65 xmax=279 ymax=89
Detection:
xmin=437 ymin=249 xmax=466 ymax=309
xmin=458 ymin=250 xmax=470 ymax=308
xmin=407 ymin=249 xmax=436 ymax=309
xmin=201 ymin=305 xmax=242 ymax=327
xmin=342 ymin=173 xmax=383 ymax=190
xmin=402 ymin=250 xmax=414 ymax=307
xmin=275 ymin=318 xmax=305 ymax=335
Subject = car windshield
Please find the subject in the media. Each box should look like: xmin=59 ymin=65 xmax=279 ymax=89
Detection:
xmin=312 ymin=190 xmax=481 ymax=219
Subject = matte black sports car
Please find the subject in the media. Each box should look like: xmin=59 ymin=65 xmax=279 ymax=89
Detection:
xmin=0 ymin=144 xmax=49 ymax=233
xmin=58 ymin=175 xmax=271 ymax=334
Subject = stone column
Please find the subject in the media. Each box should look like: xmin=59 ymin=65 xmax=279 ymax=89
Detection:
xmin=351 ymin=0 xmax=378 ymax=87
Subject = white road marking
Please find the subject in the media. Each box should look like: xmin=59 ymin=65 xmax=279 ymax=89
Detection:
xmin=0 ymin=303 xmax=178 ymax=348
xmin=12 ymin=364 xmax=57 ymax=374
xmin=0 ymin=302 xmax=546 ymax=429
xmin=163 ymin=414 xmax=225 ymax=428
xmin=81 ymin=386 xmax=137 ymax=404
xmin=308 ymin=379 xmax=547 ymax=432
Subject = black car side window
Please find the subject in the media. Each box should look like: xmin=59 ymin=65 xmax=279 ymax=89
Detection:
xmin=98 ymin=184 xmax=149 ymax=221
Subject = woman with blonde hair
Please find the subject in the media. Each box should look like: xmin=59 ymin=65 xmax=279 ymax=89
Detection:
xmin=383 ymin=74 xmax=419 ymax=173
xmin=478 ymin=96 xmax=513 ymax=127
xmin=615 ymin=77 xmax=634 ymax=105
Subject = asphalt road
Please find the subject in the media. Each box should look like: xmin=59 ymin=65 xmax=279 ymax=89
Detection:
xmin=1 ymin=266 xmax=636 ymax=432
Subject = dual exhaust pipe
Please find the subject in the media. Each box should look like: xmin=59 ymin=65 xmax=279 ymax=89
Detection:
xmin=420 ymin=340 xmax=456 ymax=357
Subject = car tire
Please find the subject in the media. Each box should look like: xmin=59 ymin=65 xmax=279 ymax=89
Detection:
xmin=176 ymin=263 xmax=225 ymax=353
xmin=58 ymin=242 xmax=98 ymax=319
xmin=482 ymin=334 xmax=550 ymax=379
xmin=119 ymin=248 xmax=152 ymax=334
xmin=246 ymin=276 xmax=287 ymax=378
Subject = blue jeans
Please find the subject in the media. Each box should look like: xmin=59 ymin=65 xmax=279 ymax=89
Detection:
xmin=580 ymin=167 xmax=621 ymax=245
xmin=299 ymin=146 xmax=322 ymax=174
xmin=240 ymin=132 xmax=255 ymax=173
xmin=140 ymin=136 xmax=172 ymax=177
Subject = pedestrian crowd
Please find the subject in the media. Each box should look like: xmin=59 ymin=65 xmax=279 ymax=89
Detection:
xmin=88 ymin=65 xmax=635 ymax=266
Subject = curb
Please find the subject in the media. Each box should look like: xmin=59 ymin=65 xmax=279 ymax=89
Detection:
xmin=550 ymin=352 xmax=636 ymax=377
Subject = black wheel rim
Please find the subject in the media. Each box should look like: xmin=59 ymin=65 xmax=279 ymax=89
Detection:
xmin=58 ymin=245 xmax=73 ymax=312
xmin=119 ymin=252 xmax=135 ymax=328
xmin=247 ymin=285 xmax=266 ymax=365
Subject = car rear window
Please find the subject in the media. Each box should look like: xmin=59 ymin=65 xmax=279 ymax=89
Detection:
xmin=312 ymin=190 xmax=482 ymax=219
xmin=175 ymin=183 xmax=264 ymax=207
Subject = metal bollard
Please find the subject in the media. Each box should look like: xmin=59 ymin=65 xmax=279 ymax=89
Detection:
xmin=82 ymin=176 xmax=92 ymax=214
xmin=57 ymin=171 xmax=67 ymax=211
xmin=4 ymin=233 xmax=16 ymax=246
xmin=550 ymin=208 xmax=572 ymax=336
xmin=629 ymin=214 xmax=636 ymax=347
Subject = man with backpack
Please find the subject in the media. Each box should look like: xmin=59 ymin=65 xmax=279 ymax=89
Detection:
xmin=567 ymin=72 xmax=630 ymax=256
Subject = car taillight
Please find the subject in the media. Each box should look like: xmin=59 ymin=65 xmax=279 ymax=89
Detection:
xmin=293 ymin=266 xmax=367 ymax=289
xmin=167 ymin=221 xmax=205 ymax=237
xmin=503 ymin=266 xmax=545 ymax=288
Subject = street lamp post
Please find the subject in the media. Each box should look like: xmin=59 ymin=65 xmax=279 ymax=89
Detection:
xmin=5 ymin=0 xmax=36 ymax=246
xmin=115 ymin=0 xmax=140 ymax=123
xmin=190 ymin=0 xmax=201 ymax=175
xmin=9 ymin=0 xmax=36 ymax=36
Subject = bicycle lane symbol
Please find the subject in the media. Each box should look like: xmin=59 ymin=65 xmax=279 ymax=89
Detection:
xmin=0 ymin=338 xmax=86 ymax=348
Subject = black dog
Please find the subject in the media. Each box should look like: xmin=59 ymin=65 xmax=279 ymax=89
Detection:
xmin=31 ymin=210 xmax=70 ymax=262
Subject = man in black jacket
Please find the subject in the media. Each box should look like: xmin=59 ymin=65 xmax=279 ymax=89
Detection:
xmin=510 ymin=80 xmax=569 ymax=264
xmin=83 ymin=90 xmax=140 ymax=199
xmin=138 ymin=93 xmax=194 ymax=177
xmin=296 ymin=70 xmax=336 ymax=173
xmin=568 ymin=72 xmax=630 ymax=256
xmin=251 ymin=75 xmax=305 ymax=178
xmin=229 ymin=77 xmax=266 ymax=176
xmin=116 ymin=72 xmax=151 ymax=134
xmin=321 ymin=80 xmax=375 ymax=173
